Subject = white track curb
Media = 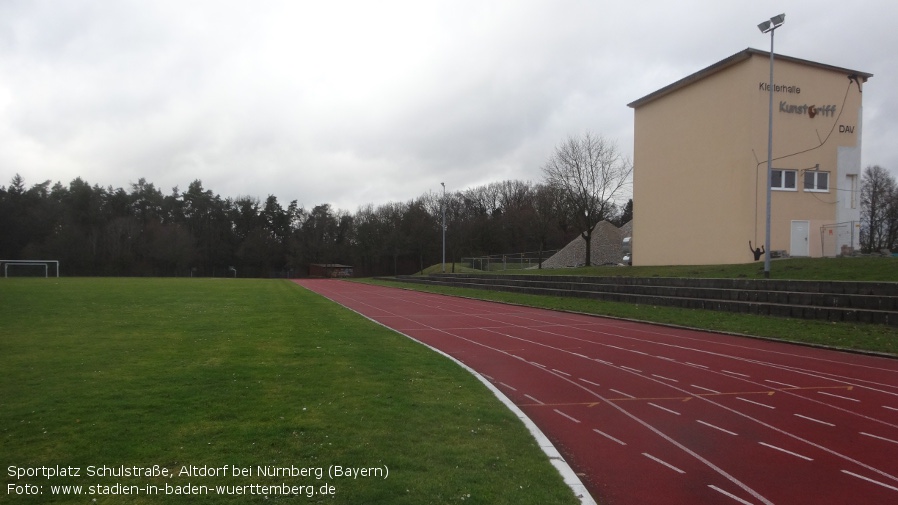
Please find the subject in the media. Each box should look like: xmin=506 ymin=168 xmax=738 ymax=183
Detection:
xmin=304 ymin=283 xmax=597 ymax=505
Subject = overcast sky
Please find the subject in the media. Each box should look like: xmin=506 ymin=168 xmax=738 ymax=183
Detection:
xmin=1 ymin=0 xmax=895 ymax=211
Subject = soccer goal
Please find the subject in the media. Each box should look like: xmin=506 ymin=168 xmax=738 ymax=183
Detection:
xmin=1 ymin=260 xmax=60 ymax=278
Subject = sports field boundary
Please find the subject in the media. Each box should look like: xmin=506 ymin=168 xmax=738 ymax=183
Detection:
xmin=310 ymin=278 xmax=898 ymax=504
xmin=294 ymin=280 xmax=597 ymax=505
xmin=388 ymin=274 xmax=898 ymax=326
xmin=366 ymin=277 xmax=898 ymax=360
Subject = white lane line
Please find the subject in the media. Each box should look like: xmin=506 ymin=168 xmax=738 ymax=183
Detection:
xmin=697 ymin=420 xmax=738 ymax=436
xmin=723 ymin=370 xmax=750 ymax=378
xmin=620 ymin=365 xmax=643 ymax=373
xmin=656 ymin=355 xmax=676 ymax=362
xmin=794 ymin=413 xmax=835 ymax=427
xmin=579 ymin=378 xmax=601 ymax=387
xmin=630 ymin=350 xmax=649 ymax=356
xmin=842 ymin=469 xmax=898 ymax=492
xmin=554 ymin=409 xmax=581 ymax=423
xmin=524 ymin=394 xmax=544 ymax=405
xmin=609 ymin=388 xmax=635 ymax=399
xmin=552 ymin=368 xmax=571 ymax=376
xmin=685 ymin=362 xmax=709 ymax=369
xmin=692 ymin=384 xmax=721 ymax=394
xmin=860 ymin=432 xmax=898 ymax=445
xmin=737 ymin=397 xmax=775 ymax=409
xmin=765 ymin=379 xmax=799 ymax=388
xmin=649 ymin=402 xmax=681 ymax=416
xmin=652 ymin=374 xmax=679 ymax=382
xmin=481 ymin=373 xmax=494 ymax=380
xmin=572 ymin=352 xmax=588 ymax=359
xmin=498 ymin=382 xmax=517 ymax=391
xmin=884 ymin=405 xmax=898 ymax=412
xmin=758 ymin=441 xmax=813 ymax=461
xmin=709 ymin=485 xmax=756 ymax=505
xmin=594 ymin=358 xmax=613 ymax=365
xmin=531 ymin=361 xmax=547 ymax=368
xmin=643 ymin=453 xmax=685 ymax=474
xmin=593 ymin=428 xmax=626 ymax=446
xmin=819 ymin=391 xmax=860 ymax=402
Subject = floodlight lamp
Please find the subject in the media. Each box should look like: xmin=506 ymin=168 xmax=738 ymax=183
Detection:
xmin=757 ymin=20 xmax=772 ymax=33
xmin=771 ymin=14 xmax=785 ymax=27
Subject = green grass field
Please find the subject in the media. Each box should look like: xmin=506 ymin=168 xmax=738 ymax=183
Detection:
xmin=0 ymin=278 xmax=579 ymax=505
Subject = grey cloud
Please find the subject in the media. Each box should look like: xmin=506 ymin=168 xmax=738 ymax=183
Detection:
xmin=1 ymin=0 xmax=895 ymax=212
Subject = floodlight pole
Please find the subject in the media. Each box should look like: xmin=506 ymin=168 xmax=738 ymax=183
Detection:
xmin=441 ymin=182 xmax=446 ymax=273
xmin=760 ymin=13 xmax=785 ymax=279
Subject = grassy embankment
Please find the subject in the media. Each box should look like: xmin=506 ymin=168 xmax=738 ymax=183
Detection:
xmin=369 ymin=257 xmax=898 ymax=356
xmin=0 ymin=278 xmax=578 ymax=505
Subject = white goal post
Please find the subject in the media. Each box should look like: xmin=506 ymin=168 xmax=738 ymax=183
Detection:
xmin=1 ymin=260 xmax=60 ymax=278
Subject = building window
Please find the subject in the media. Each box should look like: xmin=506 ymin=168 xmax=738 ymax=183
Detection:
xmin=804 ymin=171 xmax=829 ymax=192
xmin=771 ymin=169 xmax=797 ymax=191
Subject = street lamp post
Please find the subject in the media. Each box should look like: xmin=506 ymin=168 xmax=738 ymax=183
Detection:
xmin=759 ymin=13 xmax=785 ymax=279
xmin=441 ymin=182 xmax=446 ymax=273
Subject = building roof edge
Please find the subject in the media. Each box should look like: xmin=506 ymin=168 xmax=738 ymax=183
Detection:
xmin=627 ymin=48 xmax=873 ymax=109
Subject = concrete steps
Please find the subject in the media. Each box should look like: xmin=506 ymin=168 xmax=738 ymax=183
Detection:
xmin=386 ymin=273 xmax=898 ymax=326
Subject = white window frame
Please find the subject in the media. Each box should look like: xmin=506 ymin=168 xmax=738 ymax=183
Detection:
xmin=771 ymin=169 xmax=798 ymax=191
xmin=803 ymin=170 xmax=830 ymax=193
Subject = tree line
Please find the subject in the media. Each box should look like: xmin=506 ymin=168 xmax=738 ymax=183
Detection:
xmin=0 ymin=175 xmax=631 ymax=278
xmin=1 ymin=133 xmax=640 ymax=277
xmin=3 ymin=152 xmax=892 ymax=277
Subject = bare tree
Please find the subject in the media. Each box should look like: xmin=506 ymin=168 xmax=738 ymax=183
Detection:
xmin=542 ymin=132 xmax=632 ymax=266
xmin=860 ymin=165 xmax=898 ymax=253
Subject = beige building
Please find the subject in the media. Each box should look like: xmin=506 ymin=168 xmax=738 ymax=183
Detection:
xmin=628 ymin=48 xmax=871 ymax=266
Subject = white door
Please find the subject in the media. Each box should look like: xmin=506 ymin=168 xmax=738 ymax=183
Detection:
xmin=790 ymin=220 xmax=810 ymax=257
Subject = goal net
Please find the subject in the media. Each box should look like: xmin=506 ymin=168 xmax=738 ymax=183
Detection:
xmin=1 ymin=260 xmax=60 ymax=278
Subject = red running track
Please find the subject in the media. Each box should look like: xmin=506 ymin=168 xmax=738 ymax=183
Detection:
xmin=295 ymin=279 xmax=898 ymax=505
